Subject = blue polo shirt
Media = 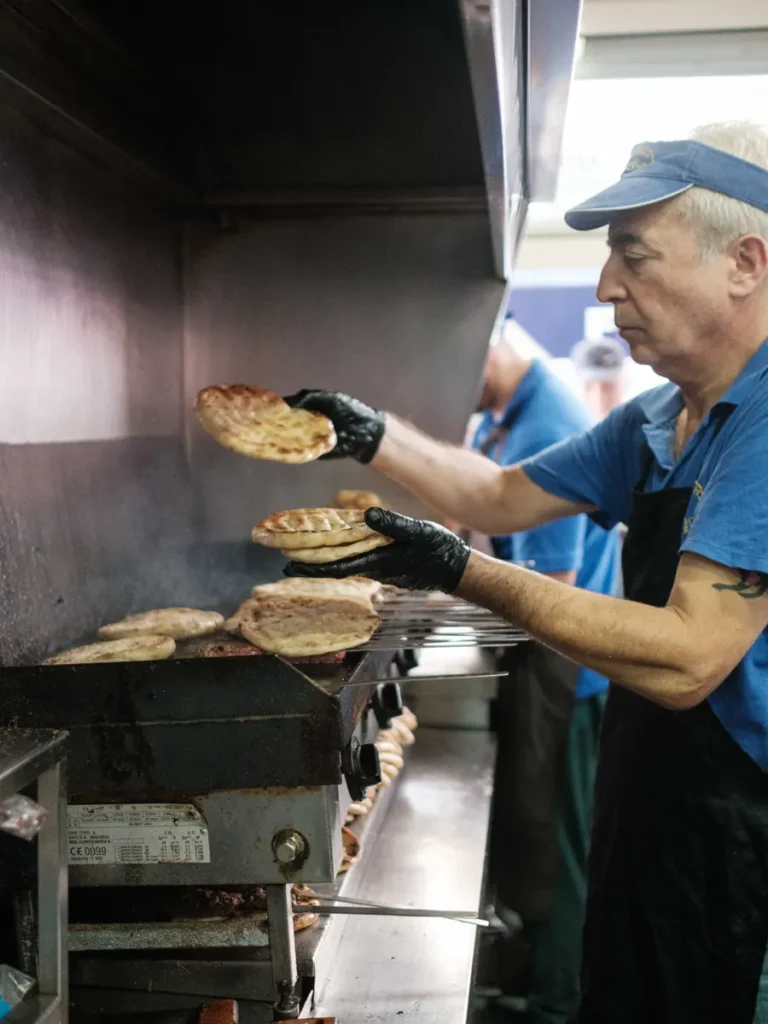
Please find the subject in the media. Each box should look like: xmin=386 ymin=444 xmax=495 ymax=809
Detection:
xmin=472 ymin=361 xmax=621 ymax=700
xmin=523 ymin=340 xmax=768 ymax=770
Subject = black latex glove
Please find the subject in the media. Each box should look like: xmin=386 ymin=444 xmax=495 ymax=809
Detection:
xmin=283 ymin=389 xmax=385 ymax=464
xmin=284 ymin=507 xmax=471 ymax=593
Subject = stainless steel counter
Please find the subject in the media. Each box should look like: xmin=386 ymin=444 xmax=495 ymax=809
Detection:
xmin=312 ymin=727 xmax=495 ymax=1024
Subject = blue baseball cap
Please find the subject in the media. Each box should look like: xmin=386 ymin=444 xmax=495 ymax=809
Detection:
xmin=565 ymin=139 xmax=768 ymax=231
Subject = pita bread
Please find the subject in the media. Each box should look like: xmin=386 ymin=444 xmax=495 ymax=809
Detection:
xmin=252 ymin=508 xmax=374 ymax=549
xmin=98 ymin=608 xmax=224 ymax=642
xmin=251 ymin=577 xmax=383 ymax=602
xmin=283 ymin=533 xmax=392 ymax=564
xmin=344 ymin=795 xmax=374 ymax=823
xmin=44 ymin=635 xmax=176 ymax=665
xmin=376 ymin=739 xmax=403 ymax=756
xmin=334 ymin=489 xmax=383 ymax=511
xmin=378 ymin=751 xmax=404 ymax=770
xmin=226 ymin=593 xmax=379 ymax=657
xmin=399 ymin=706 xmax=418 ymax=730
xmin=196 ymin=385 xmax=336 ymax=464
xmin=339 ymin=825 xmax=360 ymax=874
xmin=391 ymin=721 xmax=416 ymax=746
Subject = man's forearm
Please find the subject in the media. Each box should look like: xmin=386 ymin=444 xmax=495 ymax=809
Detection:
xmin=371 ymin=414 xmax=509 ymax=531
xmin=457 ymin=552 xmax=712 ymax=709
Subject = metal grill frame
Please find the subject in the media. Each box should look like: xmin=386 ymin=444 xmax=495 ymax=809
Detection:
xmin=359 ymin=592 xmax=527 ymax=650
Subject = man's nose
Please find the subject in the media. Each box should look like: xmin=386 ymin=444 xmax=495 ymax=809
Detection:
xmin=596 ymin=258 xmax=627 ymax=305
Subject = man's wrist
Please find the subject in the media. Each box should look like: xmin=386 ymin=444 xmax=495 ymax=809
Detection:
xmin=456 ymin=551 xmax=523 ymax=608
xmin=369 ymin=411 xmax=393 ymax=469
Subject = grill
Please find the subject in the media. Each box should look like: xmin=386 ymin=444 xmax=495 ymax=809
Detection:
xmin=361 ymin=592 xmax=527 ymax=649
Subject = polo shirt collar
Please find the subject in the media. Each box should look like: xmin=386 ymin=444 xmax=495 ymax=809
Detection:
xmin=639 ymin=385 xmax=681 ymax=472
xmin=716 ymin=337 xmax=768 ymax=408
xmin=638 ymin=338 xmax=768 ymax=472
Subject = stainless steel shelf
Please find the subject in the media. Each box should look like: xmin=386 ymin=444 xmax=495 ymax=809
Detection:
xmin=312 ymin=728 xmax=495 ymax=1024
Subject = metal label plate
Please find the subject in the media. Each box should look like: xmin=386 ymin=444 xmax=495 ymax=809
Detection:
xmin=67 ymin=803 xmax=211 ymax=865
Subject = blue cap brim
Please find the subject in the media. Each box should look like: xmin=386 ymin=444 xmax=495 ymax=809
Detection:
xmin=564 ymin=176 xmax=694 ymax=231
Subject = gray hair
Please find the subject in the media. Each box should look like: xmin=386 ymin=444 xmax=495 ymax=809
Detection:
xmin=674 ymin=121 xmax=768 ymax=259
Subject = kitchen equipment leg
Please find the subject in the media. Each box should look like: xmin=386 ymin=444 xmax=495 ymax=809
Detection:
xmin=38 ymin=759 xmax=68 ymax=1022
xmin=266 ymin=884 xmax=299 ymax=1020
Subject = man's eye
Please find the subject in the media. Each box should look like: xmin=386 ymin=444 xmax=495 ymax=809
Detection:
xmin=623 ymin=252 xmax=646 ymax=266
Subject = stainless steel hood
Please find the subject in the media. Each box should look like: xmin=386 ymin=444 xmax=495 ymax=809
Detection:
xmin=0 ymin=0 xmax=582 ymax=663
xmin=461 ymin=0 xmax=583 ymax=277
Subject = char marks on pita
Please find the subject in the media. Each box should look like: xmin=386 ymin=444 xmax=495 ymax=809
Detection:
xmin=252 ymin=507 xmax=375 ymax=549
xmin=196 ymin=385 xmax=336 ymax=464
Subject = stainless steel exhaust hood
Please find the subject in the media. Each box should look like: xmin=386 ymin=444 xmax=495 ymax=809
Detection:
xmin=0 ymin=0 xmax=582 ymax=662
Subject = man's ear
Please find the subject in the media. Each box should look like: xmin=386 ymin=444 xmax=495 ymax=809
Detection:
xmin=728 ymin=234 xmax=768 ymax=296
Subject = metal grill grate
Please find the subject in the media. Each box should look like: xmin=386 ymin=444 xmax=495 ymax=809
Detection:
xmin=358 ymin=592 xmax=528 ymax=650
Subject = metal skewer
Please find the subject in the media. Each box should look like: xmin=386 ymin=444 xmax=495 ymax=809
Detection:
xmin=330 ymin=671 xmax=509 ymax=687
xmin=311 ymin=894 xmax=489 ymax=928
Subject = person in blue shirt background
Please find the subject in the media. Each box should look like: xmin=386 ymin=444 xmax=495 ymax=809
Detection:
xmin=469 ymin=323 xmax=620 ymax=1024
xmin=286 ymin=121 xmax=768 ymax=1023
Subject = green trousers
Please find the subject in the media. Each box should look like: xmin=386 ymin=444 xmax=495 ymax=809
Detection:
xmin=526 ymin=691 xmax=606 ymax=1024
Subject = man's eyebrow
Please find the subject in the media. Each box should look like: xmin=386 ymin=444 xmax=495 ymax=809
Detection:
xmin=607 ymin=230 xmax=661 ymax=255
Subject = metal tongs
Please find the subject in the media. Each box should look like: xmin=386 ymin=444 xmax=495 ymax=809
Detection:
xmin=311 ymin=892 xmax=489 ymax=928
xmin=336 ymin=671 xmax=509 ymax=688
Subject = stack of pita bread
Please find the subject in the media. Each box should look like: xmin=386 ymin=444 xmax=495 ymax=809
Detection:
xmin=225 ymin=576 xmax=382 ymax=657
xmin=251 ymin=507 xmax=391 ymax=564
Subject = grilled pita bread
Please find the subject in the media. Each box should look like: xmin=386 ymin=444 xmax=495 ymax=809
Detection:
xmin=339 ymin=825 xmax=361 ymax=874
xmin=283 ymin=533 xmax=392 ymax=563
xmin=226 ymin=593 xmax=379 ymax=657
xmin=98 ymin=608 xmax=224 ymax=642
xmin=196 ymin=385 xmax=336 ymax=464
xmin=44 ymin=635 xmax=176 ymax=665
xmin=399 ymin=706 xmax=419 ymax=730
xmin=252 ymin=507 xmax=375 ymax=549
xmin=344 ymin=795 xmax=374 ymax=823
xmin=251 ymin=577 xmax=383 ymax=601
xmin=378 ymin=750 xmax=404 ymax=770
xmin=334 ymin=489 xmax=383 ymax=511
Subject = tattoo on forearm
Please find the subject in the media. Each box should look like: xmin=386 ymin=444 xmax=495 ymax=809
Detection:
xmin=712 ymin=569 xmax=768 ymax=600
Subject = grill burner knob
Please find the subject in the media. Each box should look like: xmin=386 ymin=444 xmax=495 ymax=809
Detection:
xmin=394 ymin=649 xmax=418 ymax=676
xmin=342 ymin=737 xmax=381 ymax=801
xmin=370 ymin=681 xmax=404 ymax=729
xmin=272 ymin=829 xmax=308 ymax=867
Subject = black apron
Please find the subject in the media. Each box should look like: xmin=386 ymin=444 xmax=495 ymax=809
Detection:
xmin=479 ymin=403 xmax=579 ymax=922
xmin=579 ymin=434 xmax=768 ymax=1023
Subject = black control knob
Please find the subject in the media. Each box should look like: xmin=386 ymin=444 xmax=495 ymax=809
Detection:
xmin=394 ymin=649 xmax=418 ymax=676
xmin=370 ymin=681 xmax=404 ymax=729
xmin=341 ymin=737 xmax=382 ymax=801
